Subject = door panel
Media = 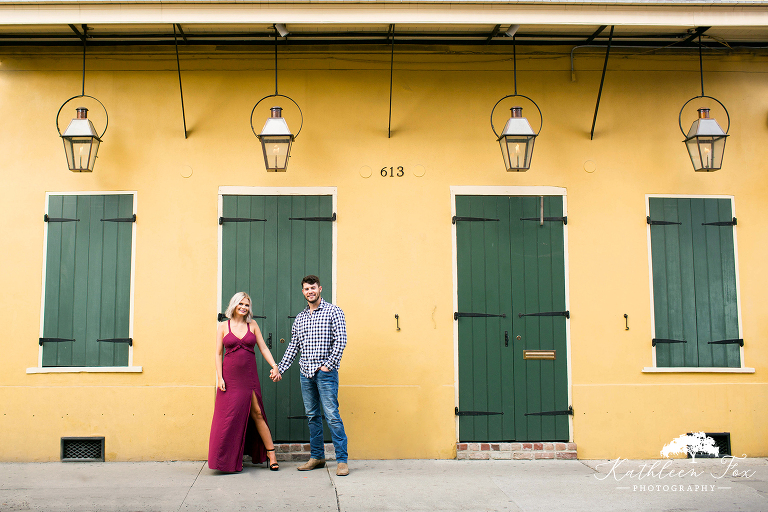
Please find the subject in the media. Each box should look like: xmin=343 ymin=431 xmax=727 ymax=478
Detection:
xmin=457 ymin=195 xmax=568 ymax=442
xmin=221 ymin=194 xmax=333 ymax=441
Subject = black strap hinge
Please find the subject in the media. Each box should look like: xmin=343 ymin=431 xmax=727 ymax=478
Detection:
xmin=520 ymin=216 xmax=567 ymax=225
xmin=525 ymin=406 xmax=573 ymax=417
xmin=652 ymin=338 xmax=687 ymax=346
xmin=44 ymin=214 xmax=78 ymax=223
xmin=217 ymin=313 xmax=266 ymax=321
xmin=101 ymin=214 xmax=136 ymax=223
xmin=708 ymin=339 xmax=744 ymax=346
xmin=647 ymin=216 xmax=681 ymax=226
xmin=455 ymin=407 xmax=503 ymax=417
xmin=289 ymin=213 xmax=336 ymax=222
xmin=97 ymin=338 xmax=133 ymax=346
xmin=39 ymin=337 xmax=75 ymax=345
xmin=452 ymin=216 xmax=499 ymax=224
xmin=287 ymin=415 xmax=308 ymax=420
xmin=219 ymin=217 xmax=267 ymax=225
xmin=518 ymin=310 xmax=570 ymax=319
xmin=454 ymin=312 xmax=506 ymax=320
xmin=702 ymin=218 xmax=737 ymax=226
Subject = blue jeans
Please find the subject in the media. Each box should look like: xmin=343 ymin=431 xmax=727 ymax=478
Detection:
xmin=300 ymin=369 xmax=348 ymax=463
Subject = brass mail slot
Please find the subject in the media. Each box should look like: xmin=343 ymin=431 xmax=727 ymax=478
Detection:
xmin=523 ymin=350 xmax=556 ymax=360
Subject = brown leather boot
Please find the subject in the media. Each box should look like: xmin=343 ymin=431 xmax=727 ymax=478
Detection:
xmin=336 ymin=462 xmax=349 ymax=476
xmin=297 ymin=458 xmax=326 ymax=471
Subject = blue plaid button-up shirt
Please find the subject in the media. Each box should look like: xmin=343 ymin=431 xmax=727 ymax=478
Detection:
xmin=277 ymin=298 xmax=347 ymax=378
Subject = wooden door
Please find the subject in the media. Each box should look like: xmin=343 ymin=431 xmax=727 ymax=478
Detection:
xmin=220 ymin=194 xmax=334 ymax=441
xmin=455 ymin=195 xmax=569 ymax=441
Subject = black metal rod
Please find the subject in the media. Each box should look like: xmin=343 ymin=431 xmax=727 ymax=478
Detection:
xmin=513 ymin=34 xmax=517 ymax=95
xmin=274 ymin=27 xmax=279 ymax=96
xmin=173 ymin=24 xmax=188 ymax=139
xmin=388 ymin=24 xmax=395 ymax=139
xmin=81 ymin=25 xmax=87 ymax=96
xmin=590 ymin=25 xmax=614 ymax=140
xmin=699 ymin=36 xmax=705 ymax=97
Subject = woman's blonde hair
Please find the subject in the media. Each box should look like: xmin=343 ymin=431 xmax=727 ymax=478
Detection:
xmin=224 ymin=292 xmax=253 ymax=322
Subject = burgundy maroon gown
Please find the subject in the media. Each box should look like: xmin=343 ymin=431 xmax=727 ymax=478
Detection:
xmin=208 ymin=321 xmax=270 ymax=472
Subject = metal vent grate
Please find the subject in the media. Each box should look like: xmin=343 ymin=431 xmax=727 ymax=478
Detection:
xmin=689 ymin=432 xmax=731 ymax=458
xmin=61 ymin=437 xmax=105 ymax=462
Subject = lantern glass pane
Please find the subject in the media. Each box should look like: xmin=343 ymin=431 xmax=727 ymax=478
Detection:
xmin=686 ymin=135 xmax=727 ymax=171
xmin=500 ymin=135 xmax=535 ymax=171
xmin=260 ymin=136 xmax=292 ymax=171
xmin=63 ymin=137 xmax=98 ymax=172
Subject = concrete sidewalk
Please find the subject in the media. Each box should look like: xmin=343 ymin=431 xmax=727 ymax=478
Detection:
xmin=0 ymin=458 xmax=766 ymax=511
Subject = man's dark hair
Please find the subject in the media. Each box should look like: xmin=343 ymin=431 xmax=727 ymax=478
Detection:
xmin=302 ymin=275 xmax=321 ymax=286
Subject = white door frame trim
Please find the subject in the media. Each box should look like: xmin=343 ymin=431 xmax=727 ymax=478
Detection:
xmin=450 ymin=185 xmax=572 ymax=443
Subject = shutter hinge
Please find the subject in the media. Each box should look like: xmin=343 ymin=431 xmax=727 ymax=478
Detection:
xmin=525 ymin=406 xmax=573 ymax=417
xmin=520 ymin=216 xmax=567 ymax=225
xmin=288 ymin=415 xmax=308 ymax=420
xmin=44 ymin=214 xmax=78 ymax=223
xmin=454 ymin=312 xmax=506 ymax=320
xmin=39 ymin=337 xmax=75 ymax=345
xmin=97 ymin=338 xmax=133 ymax=346
xmin=708 ymin=339 xmax=744 ymax=347
xmin=219 ymin=217 xmax=267 ymax=225
xmin=518 ymin=310 xmax=570 ymax=319
xmin=217 ymin=313 xmax=266 ymax=321
xmin=101 ymin=214 xmax=136 ymax=223
xmin=647 ymin=216 xmax=681 ymax=226
xmin=652 ymin=338 xmax=687 ymax=346
xmin=452 ymin=216 xmax=499 ymax=224
xmin=289 ymin=213 xmax=336 ymax=222
xmin=455 ymin=407 xmax=503 ymax=417
xmin=702 ymin=218 xmax=737 ymax=226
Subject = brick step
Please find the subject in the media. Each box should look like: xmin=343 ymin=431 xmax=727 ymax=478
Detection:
xmin=457 ymin=442 xmax=577 ymax=460
xmin=272 ymin=443 xmax=336 ymax=462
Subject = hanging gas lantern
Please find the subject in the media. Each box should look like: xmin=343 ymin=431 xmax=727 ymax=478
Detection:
xmin=683 ymin=108 xmax=728 ymax=172
xmin=256 ymin=106 xmax=294 ymax=172
xmin=60 ymin=107 xmax=102 ymax=172
xmin=678 ymin=36 xmax=731 ymax=172
xmin=498 ymin=107 xmax=537 ymax=171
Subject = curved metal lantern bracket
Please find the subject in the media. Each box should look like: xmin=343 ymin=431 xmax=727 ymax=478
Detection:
xmin=678 ymin=95 xmax=730 ymax=137
xmin=490 ymin=94 xmax=543 ymax=140
xmin=55 ymin=94 xmax=109 ymax=139
xmin=250 ymin=93 xmax=304 ymax=139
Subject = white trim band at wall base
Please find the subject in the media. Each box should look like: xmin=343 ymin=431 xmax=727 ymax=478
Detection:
xmin=642 ymin=367 xmax=754 ymax=373
xmin=26 ymin=366 xmax=143 ymax=373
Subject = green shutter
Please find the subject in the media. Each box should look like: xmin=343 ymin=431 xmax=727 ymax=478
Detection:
xmin=221 ymin=194 xmax=333 ymax=442
xmin=649 ymin=197 xmax=740 ymax=368
xmin=42 ymin=194 xmax=133 ymax=367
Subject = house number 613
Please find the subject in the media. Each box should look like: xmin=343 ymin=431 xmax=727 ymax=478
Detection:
xmin=381 ymin=166 xmax=405 ymax=177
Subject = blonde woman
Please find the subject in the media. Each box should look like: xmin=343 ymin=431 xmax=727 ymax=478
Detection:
xmin=208 ymin=292 xmax=282 ymax=472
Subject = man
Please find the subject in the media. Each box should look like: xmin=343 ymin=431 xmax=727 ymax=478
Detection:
xmin=271 ymin=275 xmax=349 ymax=476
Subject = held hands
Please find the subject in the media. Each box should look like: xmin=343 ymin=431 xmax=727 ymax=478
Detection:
xmin=269 ymin=367 xmax=282 ymax=382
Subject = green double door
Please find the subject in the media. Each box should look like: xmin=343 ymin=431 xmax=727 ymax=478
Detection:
xmin=455 ymin=195 xmax=570 ymax=442
xmin=220 ymin=194 xmax=334 ymax=442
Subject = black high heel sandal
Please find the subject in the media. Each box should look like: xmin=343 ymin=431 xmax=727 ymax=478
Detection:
xmin=266 ymin=449 xmax=279 ymax=471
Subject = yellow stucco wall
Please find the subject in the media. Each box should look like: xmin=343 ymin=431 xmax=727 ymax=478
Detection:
xmin=0 ymin=45 xmax=766 ymax=460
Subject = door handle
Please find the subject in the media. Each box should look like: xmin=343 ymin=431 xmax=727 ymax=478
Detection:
xmin=267 ymin=333 xmax=272 ymax=349
xmin=516 ymin=335 xmax=522 ymax=341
